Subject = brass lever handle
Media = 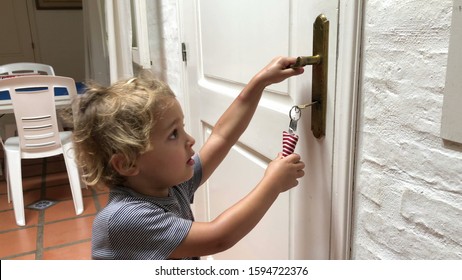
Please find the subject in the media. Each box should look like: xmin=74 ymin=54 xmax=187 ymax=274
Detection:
xmin=289 ymin=55 xmax=321 ymax=68
xmin=290 ymin=14 xmax=329 ymax=138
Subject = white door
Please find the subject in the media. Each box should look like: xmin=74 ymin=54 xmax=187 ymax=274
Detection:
xmin=180 ymin=0 xmax=355 ymax=259
xmin=0 ymin=0 xmax=36 ymax=65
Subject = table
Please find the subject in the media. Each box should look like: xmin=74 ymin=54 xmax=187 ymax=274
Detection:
xmin=0 ymin=82 xmax=85 ymax=114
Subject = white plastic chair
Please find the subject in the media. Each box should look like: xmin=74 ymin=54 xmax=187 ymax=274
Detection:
xmin=0 ymin=63 xmax=57 ymax=181
xmin=0 ymin=62 xmax=57 ymax=148
xmin=0 ymin=75 xmax=83 ymax=226
xmin=0 ymin=62 xmax=55 ymax=76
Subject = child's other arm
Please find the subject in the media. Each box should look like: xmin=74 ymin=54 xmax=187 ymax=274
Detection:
xmin=169 ymin=153 xmax=305 ymax=259
xmin=198 ymin=56 xmax=304 ymax=185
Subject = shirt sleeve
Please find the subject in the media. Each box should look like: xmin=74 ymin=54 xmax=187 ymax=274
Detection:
xmin=107 ymin=202 xmax=192 ymax=260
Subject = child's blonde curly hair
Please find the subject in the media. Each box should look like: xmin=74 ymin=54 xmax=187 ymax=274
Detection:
xmin=72 ymin=72 xmax=175 ymax=188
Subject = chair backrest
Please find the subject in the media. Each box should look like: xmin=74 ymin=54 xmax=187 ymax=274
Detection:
xmin=0 ymin=62 xmax=55 ymax=76
xmin=0 ymin=75 xmax=77 ymax=157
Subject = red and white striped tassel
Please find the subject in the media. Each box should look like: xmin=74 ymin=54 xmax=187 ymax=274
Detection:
xmin=282 ymin=131 xmax=299 ymax=157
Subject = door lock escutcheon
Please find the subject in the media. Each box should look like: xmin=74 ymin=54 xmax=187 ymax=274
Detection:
xmin=289 ymin=14 xmax=329 ymax=138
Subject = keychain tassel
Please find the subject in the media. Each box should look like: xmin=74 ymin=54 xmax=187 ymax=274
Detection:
xmin=282 ymin=131 xmax=299 ymax=157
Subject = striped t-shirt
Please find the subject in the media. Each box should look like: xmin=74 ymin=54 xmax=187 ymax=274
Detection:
xmin=92 ymin=155 xmax=202 ymax=260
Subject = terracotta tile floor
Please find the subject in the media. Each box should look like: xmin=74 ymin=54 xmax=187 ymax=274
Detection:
xmin=0 ymin=155 xmax=109 ymax=260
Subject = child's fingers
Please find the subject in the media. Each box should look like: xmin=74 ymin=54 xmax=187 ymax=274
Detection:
xmin=284 ymin=153 xmax=302 ymax=163
xmin=274 ymin=152 xmax=284 ymax=160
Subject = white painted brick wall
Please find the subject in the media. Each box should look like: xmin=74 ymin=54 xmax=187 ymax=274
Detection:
xmin=147 ymin=0 xmax=182 ymax=96
xmin=352 ymin=0 xmax=462 ymax=259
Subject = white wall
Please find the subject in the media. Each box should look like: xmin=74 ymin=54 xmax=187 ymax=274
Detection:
xmin=352 ymin=0 xmax=462 ymax=259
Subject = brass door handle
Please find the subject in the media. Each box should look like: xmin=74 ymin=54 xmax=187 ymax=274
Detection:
xmin=289 ymin=14 xmax=329 ymax=139
xmin=289 ymin=55 xmax=321 ymax=67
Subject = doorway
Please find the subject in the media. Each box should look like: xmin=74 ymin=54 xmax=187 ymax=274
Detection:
xmin=179 ymin=0 xmax=363 ymax=259
xmin=0 ymin=0 xmax=36 ymax=65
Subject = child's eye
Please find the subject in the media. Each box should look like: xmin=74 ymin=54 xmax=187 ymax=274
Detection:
xmin=168 ymin=129 xmax=178 ymax=140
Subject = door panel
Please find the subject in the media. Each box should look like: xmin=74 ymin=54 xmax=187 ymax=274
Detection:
xmin=204 ymin=128 xmax=290 ymax=259
xmin=0 ymin=0 xmax=35 ymax=64
xmin=182 ymin=0 xmax=339 ymax=259
xmin=200 ymin=0 xmax=290 ymax=94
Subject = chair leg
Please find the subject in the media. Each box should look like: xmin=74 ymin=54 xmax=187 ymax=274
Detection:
xmin=6 ymin=149 xmax=26 ymax=226
xmin=62 ymin=142 xmax=84 ymax=215
xmin=4 ymin=153 xmax=11 ymax=203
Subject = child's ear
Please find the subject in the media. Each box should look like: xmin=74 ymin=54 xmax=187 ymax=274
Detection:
xmin=110 ymin=154 xmax=139 ymax=176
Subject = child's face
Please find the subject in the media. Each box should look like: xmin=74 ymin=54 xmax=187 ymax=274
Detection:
xmin=135 ymin=98 xmax=196 ymax=193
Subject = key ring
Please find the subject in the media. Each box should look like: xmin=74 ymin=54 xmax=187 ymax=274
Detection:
xmin=289 ymin=106 xmax=301 ymax=122
xmin=289 ymin=101 xmax=318 ymax=121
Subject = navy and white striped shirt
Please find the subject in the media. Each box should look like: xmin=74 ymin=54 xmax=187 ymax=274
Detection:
xmin=92 ymin=155 xmax=202 ymax=260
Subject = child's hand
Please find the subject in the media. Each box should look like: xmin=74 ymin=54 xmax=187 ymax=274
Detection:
xmin=255 ymin=56 xmax=305 ymax=87
xmin=263 ymin=153 xmax=305 ymax=193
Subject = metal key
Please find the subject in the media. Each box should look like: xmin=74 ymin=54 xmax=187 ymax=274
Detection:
xmin=288 ymin=106 xmax=301 ymax=134
xmin=296 ymin=101 xmax=318 ymax=109
xmin=289 ymin=119 xmax=298 ymax=134
xmin=283 ymin=106 xmax=301 ymax=157
xmin=283 ymin=103 xmax=317 ymax=156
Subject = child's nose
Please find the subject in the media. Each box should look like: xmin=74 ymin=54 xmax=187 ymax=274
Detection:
xmin=187 ymin=134 xmax=195 ymax=147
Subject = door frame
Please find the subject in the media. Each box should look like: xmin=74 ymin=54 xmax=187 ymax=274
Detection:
xmin=329 ymin=0 xmax=363 ymax=259
xmin=177 ymin=0 xmax=363 ymax=260
xmin=25 ymin=0 xmax=41 ymax=62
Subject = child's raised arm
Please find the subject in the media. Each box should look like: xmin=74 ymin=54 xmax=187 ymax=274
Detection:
xmin=198 ymin=56 xmax=304 ymax=185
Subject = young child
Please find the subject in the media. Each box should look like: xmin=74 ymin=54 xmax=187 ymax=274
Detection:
xmin=72 ymin=56 xmax=305 ymax=260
